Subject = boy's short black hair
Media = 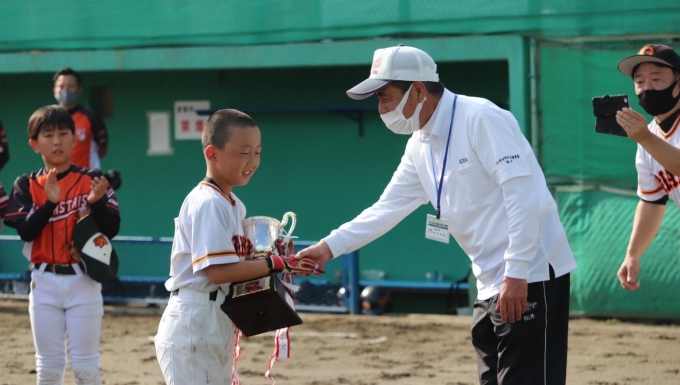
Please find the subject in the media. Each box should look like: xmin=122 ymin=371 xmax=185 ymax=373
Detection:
xmin=28 ymin=105 xmax=76 ymax=140
xmin=53 ymin=67 xmax=81 ymax=86
xmin=202 ymin=109 xmax=257 ymax=150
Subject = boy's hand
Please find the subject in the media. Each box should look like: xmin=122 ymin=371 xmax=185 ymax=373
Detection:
xmin=88 ymin=176 xmax=109 ymax=204
xmin=45 ymin=168 xmax=60 ymax=203
xmin=267 ymin=255 xmax=325 ymax=276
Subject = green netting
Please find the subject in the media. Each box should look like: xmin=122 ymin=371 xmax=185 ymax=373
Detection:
xmin=557 ymin=186 xmax=680 ymax=319
xmin=540 ymin=42 xmax=662 ymax=184
xmin=0 ymin=1 xmax=678 ymax=51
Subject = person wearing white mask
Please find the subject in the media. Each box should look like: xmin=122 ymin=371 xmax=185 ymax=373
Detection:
xmin=298 ymin=45 xmax=576 ymax=385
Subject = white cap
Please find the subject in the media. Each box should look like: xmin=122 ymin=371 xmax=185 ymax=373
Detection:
xmin=346 ymin=45 xmax=440 ymax=100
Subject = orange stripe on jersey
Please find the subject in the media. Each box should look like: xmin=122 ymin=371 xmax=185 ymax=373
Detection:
xmin=198 ymin=182 xmax=235 ymax=206
xmin=639 ymin=185 xmax=664 ymax=195
xmin=192 ymin=250 xmax=239 ymax=266
xmin=658 ymin=115 xmax=680 ymax=140
xmin=4 ymin=211 xmax=27 ymax=217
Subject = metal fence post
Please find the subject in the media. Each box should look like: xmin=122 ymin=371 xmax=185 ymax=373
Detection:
xmin=343 ymin=250 xmax=360 ymax=315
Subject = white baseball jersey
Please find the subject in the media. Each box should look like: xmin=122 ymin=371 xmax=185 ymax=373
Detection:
xmin=165 ymin=180 xmax=248 ymax=293
xmin=636 ymin=115 xmax=680 ymax=205
xmin=324 ymin=89 xmax=576 ymax=300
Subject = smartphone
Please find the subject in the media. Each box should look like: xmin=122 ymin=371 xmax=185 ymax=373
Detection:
xmin=592 ymin=94 xmax=630 ymax=137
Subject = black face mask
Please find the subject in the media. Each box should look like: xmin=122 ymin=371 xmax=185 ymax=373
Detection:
xmin=637 ymin=80 xmax=680 ymax=116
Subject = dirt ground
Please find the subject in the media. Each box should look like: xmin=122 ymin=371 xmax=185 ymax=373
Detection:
xmin=1 ymin=300 xmax=679 ymax=385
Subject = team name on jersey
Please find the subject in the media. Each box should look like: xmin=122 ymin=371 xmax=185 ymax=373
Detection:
xmin=654 ymin=169 xmax=680 ymax=194
xmin=232 ymin=234 xmax=254 ymax=260
xmin=34 ymin=193 xmax=89 ymax=221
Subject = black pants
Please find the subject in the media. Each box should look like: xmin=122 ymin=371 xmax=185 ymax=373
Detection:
xmin=471 ymin=267 xmax=570 ymax=385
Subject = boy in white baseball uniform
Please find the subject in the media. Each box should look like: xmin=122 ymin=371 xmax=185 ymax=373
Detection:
xmin=3 ymin=105 xmax=120 ymax=385
xmin=154 ymin=109 xmax=320 ymax=385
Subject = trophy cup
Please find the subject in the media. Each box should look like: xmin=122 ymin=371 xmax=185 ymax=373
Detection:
xmin=242 ymin=212 xmax=296 ymax=259
xmin=220 ymin=212 xmax=303 ymax=336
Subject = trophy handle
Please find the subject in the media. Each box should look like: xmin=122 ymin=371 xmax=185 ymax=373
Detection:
xmin=279 ymin=212 xmax=296 ymax=238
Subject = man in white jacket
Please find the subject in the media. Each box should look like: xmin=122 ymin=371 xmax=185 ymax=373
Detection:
xmin=298 ymin=45 xmax=576 ymax=385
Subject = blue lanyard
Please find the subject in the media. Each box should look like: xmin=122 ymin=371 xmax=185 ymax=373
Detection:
xmin=429 ymin=94 xmax=458 ymax=219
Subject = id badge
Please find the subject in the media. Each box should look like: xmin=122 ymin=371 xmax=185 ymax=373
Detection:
xmin=425 ymin=214 xmax=450 ymax=243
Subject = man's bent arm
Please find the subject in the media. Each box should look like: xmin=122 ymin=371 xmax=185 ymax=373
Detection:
xmin=636 ymin=134 xmax=680 ymax=176
xmin=501 ymin=176 xmax=539 ymax=279
xmin=323 ymin=193 xmax=426 ymax=257
xmin=626 ymin=200 xmax=665 ymax=260
xmin=324 ymin=137 xmax=428 ymax=257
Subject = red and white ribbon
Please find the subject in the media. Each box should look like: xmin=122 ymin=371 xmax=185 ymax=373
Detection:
xmin=263 ymin=272 xmax=296 ymax=384
xmin=231 ymin=326 xmax=243 ymax=385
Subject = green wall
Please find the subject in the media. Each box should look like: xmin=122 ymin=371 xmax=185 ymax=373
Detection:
xmin=1 ymin=0 xmax=678 ymax=51
xmin=539 ymin=42 xmax=657 ymax=185
xmin=0 ymin=61 xmax=509 ymax=281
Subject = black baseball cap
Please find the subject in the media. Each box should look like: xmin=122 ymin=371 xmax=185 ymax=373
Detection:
xmin=618 ymin=44 xmax=680 ymax=77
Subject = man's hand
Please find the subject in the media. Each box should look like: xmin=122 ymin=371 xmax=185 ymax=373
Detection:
xmin=295 ymin=241 xmax=333 ymax=270
xmin=617 ymin=256 xmax=641 ymax=290
xmin=616 ymin=108 xmax=653 ymax=144
xmin=267 ymin=255 xmax=325 ymax=276
xmin=88 ymin=176 xmax=109 ymax=204
xmin=45 ymin=168 xmax=60 ymax=203
xmin=496 ymin=277 xmax=528 ymax=323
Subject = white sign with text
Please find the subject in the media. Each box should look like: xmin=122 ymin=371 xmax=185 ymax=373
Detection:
xmin=174 ymin=100 xmax=210 ymax=140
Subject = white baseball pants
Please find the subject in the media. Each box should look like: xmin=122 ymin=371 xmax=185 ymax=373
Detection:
xmin=155 ymin=287 xmax=234 ymax=385
xmin=29 ymin=264 xmax=103 ymax=385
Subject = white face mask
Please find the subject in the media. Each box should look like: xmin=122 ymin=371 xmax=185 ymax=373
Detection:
xmin=380 ymin=85 xmax=426 ymax=135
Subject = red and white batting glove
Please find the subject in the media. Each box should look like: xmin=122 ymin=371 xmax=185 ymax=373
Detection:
xmin=266 ymin=255 xmax=325 ymax=276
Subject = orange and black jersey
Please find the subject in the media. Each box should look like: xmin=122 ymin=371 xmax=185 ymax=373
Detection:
xmin=69 ymin=105 xmax=108 ymax=169
xmin=3 ymin=165 xmax=120 ymax=264
xmin=0 ymin=182 xmax=7 ymax=218
xmin=0 ymin=120 xmax=9 ymax=171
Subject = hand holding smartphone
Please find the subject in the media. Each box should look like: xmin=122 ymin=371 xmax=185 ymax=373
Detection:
xmin=592 ymin=94 xmax=630 ymax=137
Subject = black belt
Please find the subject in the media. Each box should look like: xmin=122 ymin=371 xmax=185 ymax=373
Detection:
xmin=172 ymin=289 xmax=218 ymax=301
xmin=34 ymin=263 xmax=76 ymax=275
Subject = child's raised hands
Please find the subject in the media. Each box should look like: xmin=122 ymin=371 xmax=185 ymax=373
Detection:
xmin=45 ymin=168 xmax=60 ymax=203
xmin=87 ymin=176 xmax=109 ymax=204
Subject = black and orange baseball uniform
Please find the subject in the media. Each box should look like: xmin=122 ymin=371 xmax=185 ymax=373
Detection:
xmin=0 ymin=182 xmax=7 ymax=218
xmin=3 ymin=165 xmax=119 ymax=265
xmin=4 ymin=164 xmax=120 ymax=384
xmin=69 ymin=105 xmax=108 ymax=169
xmin=637 ymin=110 xmax=680 ymax=205
xmin=0 ymin=120 xmax=9 ymax=171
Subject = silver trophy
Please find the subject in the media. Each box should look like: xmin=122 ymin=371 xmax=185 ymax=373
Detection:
xmin=242 ymin=212 xmax=296 ymax=259
xmin=226 ymin=211 xmax=302 ymax=336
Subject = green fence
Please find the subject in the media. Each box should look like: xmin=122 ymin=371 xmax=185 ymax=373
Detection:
xmin=557 ymin=186 xmax=680 ymax=319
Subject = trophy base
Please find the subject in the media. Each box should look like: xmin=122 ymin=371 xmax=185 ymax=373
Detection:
xmin=221 ymin=273 xmax=302 ymax=337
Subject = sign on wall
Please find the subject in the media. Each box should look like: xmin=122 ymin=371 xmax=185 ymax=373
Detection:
xmin=174 ymin=100 xmax=210 ymax=140
xmin=147 ymin=111 xmax=173 ymax=156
